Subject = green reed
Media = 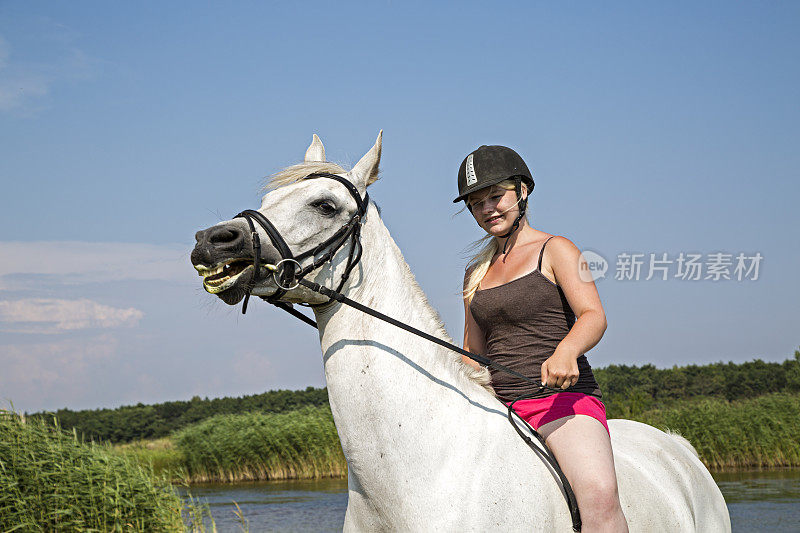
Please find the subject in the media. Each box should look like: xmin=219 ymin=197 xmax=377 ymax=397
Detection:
xmin=118 ymin=392 xmax=800 ymax=484
xmin=0 ymin=410 xmax=216 ymax=532
xmin=111 ymin=437 xmax=188 ymax=481
xmin=173 ymin=406 xmax=346 ymax=482
xmin=630 ymin=392 xmax=800 ymax=469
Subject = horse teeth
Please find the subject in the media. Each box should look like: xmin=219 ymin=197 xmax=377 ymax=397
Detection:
xmin=202 ymin=264 xmax=225 ymax=278
xmin=206 ymin=275 xmax=230 ymax=286
xmin=198 ymin=260 xmax=249 ymax=282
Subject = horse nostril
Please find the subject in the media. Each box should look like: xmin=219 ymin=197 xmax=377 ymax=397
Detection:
xmin=208 ymin=226 xmax=243 ymax=246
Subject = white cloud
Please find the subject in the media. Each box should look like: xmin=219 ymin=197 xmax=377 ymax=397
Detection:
xmin=0 ymin=298 xmax=143 ymax=334
xmin=0 ymin=241 xmax=193 ymax=289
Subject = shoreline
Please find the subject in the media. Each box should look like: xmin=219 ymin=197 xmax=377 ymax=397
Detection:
xmin=176 ymin=465 xmax=800 ymax=486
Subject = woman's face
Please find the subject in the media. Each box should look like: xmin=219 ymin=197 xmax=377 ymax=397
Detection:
xmin=467 ymin=184 xmax=522 ymax=236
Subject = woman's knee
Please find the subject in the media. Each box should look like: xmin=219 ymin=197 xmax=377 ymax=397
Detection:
xmin=576 ymin=475 xmax=622 ymax=515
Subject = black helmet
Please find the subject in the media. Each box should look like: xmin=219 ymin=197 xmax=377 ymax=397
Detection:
xmin=453 ymin=145 xmax=534 ymax=203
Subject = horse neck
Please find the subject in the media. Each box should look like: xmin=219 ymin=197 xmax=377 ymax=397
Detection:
xmin=330 ymin=214 xmax=446 ymax=337
xmin=314 ymin=206 xmax=483 ymax=412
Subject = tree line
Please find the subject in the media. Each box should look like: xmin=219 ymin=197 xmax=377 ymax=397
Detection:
xmin=594 ymin=350 xmax=800 ymax=418
xmin=30 ymin=387 xmax=329 ymax=444
xmin=30 ymin=350 xmax=799 ymax=443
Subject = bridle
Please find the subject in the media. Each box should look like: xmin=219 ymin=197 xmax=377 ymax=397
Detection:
xmin=233 ymin=172 xmax=369 ymax=315
xmin=229 ymin=171 xmax=582 ymax=531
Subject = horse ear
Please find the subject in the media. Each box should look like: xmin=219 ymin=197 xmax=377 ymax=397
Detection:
xmin=349 ymin=130 xmax=382 ymax=190
xmin=304 ymin=134 xmax=326 ymax=162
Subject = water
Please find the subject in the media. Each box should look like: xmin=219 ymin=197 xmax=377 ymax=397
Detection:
xmin=181 ymin=478 xmax=348 ymax=532
xmin=186 ymin=470 xmax=800 ymax=532
xmin=713 ymin=469 xmax=800 ymax=532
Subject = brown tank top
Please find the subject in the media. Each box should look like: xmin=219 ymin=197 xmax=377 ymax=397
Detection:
xmin=469 ymin=236 xmax=602 ymax=402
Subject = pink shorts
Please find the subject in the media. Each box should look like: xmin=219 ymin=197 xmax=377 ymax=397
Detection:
xmin=505 ymin=392 xmax=610 ymax=436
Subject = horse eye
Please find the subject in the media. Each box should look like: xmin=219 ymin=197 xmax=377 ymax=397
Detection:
xmin=311 ymin=200 xmax=337 ymax=215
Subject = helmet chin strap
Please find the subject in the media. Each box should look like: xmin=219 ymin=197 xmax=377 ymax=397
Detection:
xmin=497 ymin=179 xmax=527 ymax=254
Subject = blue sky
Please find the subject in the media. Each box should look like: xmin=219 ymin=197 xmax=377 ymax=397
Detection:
xmin=1 ymin=2 xmax=798 ymax=413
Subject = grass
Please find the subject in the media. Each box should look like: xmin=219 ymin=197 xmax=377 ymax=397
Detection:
xmin=172 ymin=405 xmax=347 ymax=482
xmin=630 ymin=392 xmax=800 ymax=470
xmin=0 ymin=410 xmax=219 ymax=532
xmin=109 ymin=406 xmax=349 ymax=484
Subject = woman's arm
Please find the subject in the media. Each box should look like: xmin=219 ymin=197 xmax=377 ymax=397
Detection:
xmin=540 ymin=236 xmax=608 ymax=389
xmin=462 ymin=271 xmax=487 ymax=370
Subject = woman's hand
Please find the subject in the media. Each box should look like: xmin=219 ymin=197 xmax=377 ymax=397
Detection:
xmin=541 ymin=346 xmax=580 ymax=390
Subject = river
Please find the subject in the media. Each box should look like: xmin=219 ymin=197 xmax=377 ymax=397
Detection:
xmin=181 ymin=469 xmax=800 ymax=532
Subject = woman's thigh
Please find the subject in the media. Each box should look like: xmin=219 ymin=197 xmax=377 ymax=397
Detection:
xmin=538 ymin=414 xmax=622 ymax=507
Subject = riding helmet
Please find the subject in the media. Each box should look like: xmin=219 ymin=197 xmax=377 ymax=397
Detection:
xmin=453 ymin=145 xmax=535 ymax=203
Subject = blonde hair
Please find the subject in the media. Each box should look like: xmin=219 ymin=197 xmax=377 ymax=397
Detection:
xmin=462 ymin=179 xmax=523 ymax=302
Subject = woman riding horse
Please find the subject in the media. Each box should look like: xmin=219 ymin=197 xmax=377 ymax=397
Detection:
xmin=456 ymin=145 xmax=629 ymax=532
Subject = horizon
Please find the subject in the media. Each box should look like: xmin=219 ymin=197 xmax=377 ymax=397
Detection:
xmin=23 ymin=350 xmax=800 ymax=414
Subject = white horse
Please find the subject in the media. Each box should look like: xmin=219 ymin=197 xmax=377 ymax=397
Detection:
xmin=191 ymin=133 xmax=731 ymax=532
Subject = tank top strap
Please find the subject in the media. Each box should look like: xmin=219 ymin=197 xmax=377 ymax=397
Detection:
xmin=537 ymin=236 xmax=556 ymax=271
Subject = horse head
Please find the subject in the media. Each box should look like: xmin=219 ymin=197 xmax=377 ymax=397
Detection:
xmin=190 ymin=132 xmax=382 ymax=307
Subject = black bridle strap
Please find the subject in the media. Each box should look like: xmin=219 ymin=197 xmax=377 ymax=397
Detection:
xmin=236 ymin=209 xmax=298 ymax=312
xmin=273 ymin=301 xmax=318 ymax=328
xmin=238 ymin=208 xmax=294 ymax=259
xmin=295 ymin=277 xmax=581 ymax=532
xmin=302 ymin=279 xmax=538 ymax=380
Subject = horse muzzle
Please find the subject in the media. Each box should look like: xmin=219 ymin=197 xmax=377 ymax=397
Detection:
xmin=191 ymin=222 xmax=281 ymax=304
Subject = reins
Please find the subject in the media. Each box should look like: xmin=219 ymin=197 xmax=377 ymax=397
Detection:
xmin=234 ymin=172 xmax=582 ymax=532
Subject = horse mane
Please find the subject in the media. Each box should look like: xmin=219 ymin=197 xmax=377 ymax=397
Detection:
xmin=264 ymin=161 xmax=348 ymax=191
xmin=408 ymin=283 xmax=494 ymax=393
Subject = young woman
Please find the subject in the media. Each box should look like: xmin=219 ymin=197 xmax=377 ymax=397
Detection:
xmin=456 ymin=145 xmax=629 ymax=532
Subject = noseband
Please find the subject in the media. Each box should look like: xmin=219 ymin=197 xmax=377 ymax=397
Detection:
xmin=234 ymin=172 xmax=369 ymax=314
